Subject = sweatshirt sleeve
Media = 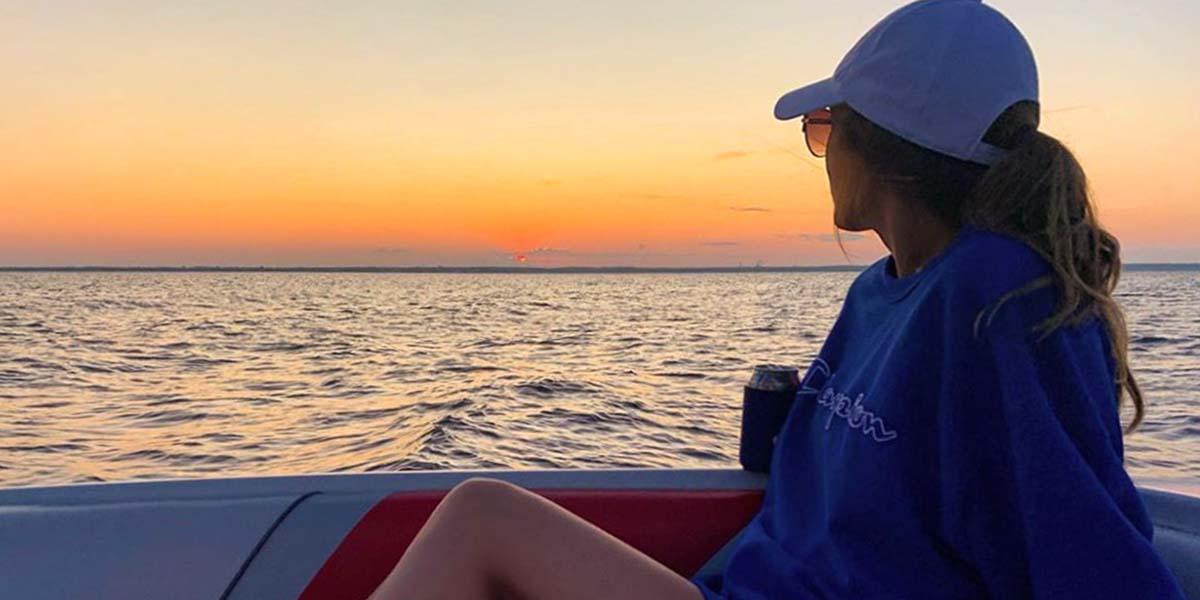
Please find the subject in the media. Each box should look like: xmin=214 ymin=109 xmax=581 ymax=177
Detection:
xmin=936 ymin=316 xmax=1185 ymax=599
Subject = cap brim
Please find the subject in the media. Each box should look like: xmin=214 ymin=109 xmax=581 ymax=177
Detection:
xmin=774 ymin=78 xmax=841 ymax=121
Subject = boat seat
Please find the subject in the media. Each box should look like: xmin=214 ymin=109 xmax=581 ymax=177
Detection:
xmin=299 ymin=485 xmax=1199 ymax=600
xmin=298 ymin=488 xmax=764 ymax=600
xmin=1145 ymin=489 xmax=1200 ymax=599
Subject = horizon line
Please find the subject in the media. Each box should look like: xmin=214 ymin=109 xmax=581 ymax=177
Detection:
xmin=2 ymin=263 xmax=1198 ymax=274
xmin=0 ymin=265 xmax=867 ymax=274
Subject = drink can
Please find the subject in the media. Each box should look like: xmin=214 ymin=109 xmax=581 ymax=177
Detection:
xmin=739 ymin=364 xmax=800 ymax=473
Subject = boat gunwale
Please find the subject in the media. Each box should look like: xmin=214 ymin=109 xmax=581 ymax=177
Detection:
xmin=2 ymin=468 xmax=1195 ymax=506
xmin=0 ymin=467 xmax=770 ymax=506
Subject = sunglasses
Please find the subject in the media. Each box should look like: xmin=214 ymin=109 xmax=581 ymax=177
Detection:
xmin=801 ymin=108 xmax=833 ymax=158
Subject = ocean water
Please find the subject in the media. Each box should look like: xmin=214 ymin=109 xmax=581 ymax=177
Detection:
xmin=0 ymin=271 xmax=1196 ymax=488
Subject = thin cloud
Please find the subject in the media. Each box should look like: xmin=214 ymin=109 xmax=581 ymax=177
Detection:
xmin=702 ymin=241 xmax=740 ymax=247
xmin=728 ymin=206 xmax=771 ymax=213
xmin=776 ymin=232 xmax=866 ymax=243
xmin=525 ymin=246 xmax=574 ymax=256
xmin=1044 ymin=105 xmax=1088 ymax=115
xmin=713 ymin=150 xmax=752 ymax=161
xmin=370 ymin=246 xmax=410 ymax=254
xmin=541 ymin=179 xmax=562 ymax=186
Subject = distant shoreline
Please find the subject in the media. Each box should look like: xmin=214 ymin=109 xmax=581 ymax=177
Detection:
xmin=0 ymin=265 xmax=865 ymax=274
xmin=1 ymin=264 xmax=1198 ymax=273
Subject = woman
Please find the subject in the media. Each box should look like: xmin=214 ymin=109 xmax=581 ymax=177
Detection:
xmin=370 ymin=1 xmax=1186 ymax=598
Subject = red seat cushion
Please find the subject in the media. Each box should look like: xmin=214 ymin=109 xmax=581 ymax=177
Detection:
xmin=300 ymin=488 xmax=764 ymax=600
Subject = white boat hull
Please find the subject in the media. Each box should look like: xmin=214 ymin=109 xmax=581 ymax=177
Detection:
xmin=0 ymin=469 xmax=1195 ymax=599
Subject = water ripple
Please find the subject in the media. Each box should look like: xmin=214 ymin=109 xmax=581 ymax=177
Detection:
xmin=0 ymin=271 xmax=1195 ymax=488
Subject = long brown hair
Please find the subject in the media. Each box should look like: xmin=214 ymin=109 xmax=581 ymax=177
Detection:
xmin=838 ymin=102 xmax=1145 ymax=433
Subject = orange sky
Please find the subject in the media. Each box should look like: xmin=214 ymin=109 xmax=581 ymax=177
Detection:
xmin=2 ymin=1 xmax=1198 ymax=267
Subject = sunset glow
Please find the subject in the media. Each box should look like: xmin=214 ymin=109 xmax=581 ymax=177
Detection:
xmin=2 ymin=1 xmax=1198 ymax=267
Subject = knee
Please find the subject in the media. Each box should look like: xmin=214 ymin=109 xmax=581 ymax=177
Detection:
xmin=443 ymin=477 xmax=524 ymax=510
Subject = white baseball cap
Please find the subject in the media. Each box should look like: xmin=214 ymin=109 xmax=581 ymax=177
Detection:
xmin=774 ymin=0 xmax=1039 ymax=165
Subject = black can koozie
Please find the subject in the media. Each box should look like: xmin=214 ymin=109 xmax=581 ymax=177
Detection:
xmin=739 ymin=364 xmax=800 ymax=473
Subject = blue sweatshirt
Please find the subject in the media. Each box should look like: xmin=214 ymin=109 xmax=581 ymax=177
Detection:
xmin=693 ymin=227 xmax=1185 ymax=599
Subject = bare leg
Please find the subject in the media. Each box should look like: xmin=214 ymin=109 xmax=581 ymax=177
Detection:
xmin=368 ymin=477 xmax=705 ymax=600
